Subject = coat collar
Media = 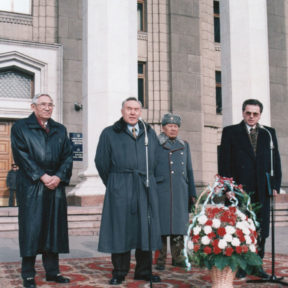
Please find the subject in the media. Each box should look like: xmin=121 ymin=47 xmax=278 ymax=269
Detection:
xmin=158 ymin=132 xmax=185 ymax=150
xmin=26 ymin=113 xmax=59 ymax=134
xmin=112 ymin=117 xmax=151 ymax=136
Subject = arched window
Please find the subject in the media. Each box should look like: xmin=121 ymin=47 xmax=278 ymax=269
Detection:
xmin=0 ymin=67 xmax=34 ymax=99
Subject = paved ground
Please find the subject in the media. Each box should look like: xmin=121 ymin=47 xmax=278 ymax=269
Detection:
xmin=0 ymin=226 xmax=287 ymax=263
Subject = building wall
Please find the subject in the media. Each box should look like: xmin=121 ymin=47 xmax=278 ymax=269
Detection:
xmin=58 ymin=0 xmax=83 ymax=184
xmin=267 ymin=0 xmax=288 ymax=191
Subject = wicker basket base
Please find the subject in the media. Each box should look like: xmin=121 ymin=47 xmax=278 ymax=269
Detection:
xmin=210 ymin=266 xmax=236 ymax=288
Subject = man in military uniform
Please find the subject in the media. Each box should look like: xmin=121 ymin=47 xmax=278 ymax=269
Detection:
xmin=155 ymin=113 xmax=197 ymax=270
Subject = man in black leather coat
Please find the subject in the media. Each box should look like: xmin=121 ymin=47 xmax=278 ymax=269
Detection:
xmin=11 ymin=93 xmax=73 ymax=288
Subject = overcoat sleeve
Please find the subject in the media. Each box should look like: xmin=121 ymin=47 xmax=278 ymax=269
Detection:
xmin=55 ymin=127 xmax=73 ymax=185
xmin=186 ymin=143 xmax=197 ymax=198
xmin=219 ymin=127 xmax=232 ymax=178
xmin=271 ymin=128 xmax=282 ymax=192
xmin=95 ymin=129 xmax=111 ymax=187
xmin=11 ymin=123 xmax=45 ymax=181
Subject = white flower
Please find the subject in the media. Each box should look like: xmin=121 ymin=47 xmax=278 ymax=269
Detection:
xmin=236 ymin=210 xmax=247 ymax=221
xmin=231 ymin=237 xmax=241 ymax=247
xmin=212 ymin=218 xmax=221 ymax=228
xmin=201 ymin=236 xmax=210 ymax=245
xmin=224 ymin=233 xmax=233 ymax=242
xmin=248 ymin=220 xmax=256 ymax=231
xmin=204 ymin=225 xmax=212 ymax=234
xmin=218 ymin=239 xmax=227 ymax=249
xmin=236 ymin=221 xmax=245 ymax=230
xmin=249 ymin=244 xmax=256 ymax=253
xmin=225 ymin=225 xmax=236 ymax=234
xmin=243 ymin=228 xmax=250 ymax=235
xmin=193 ymin=226 xmax=201 ymax=235
xmin=187 ymin=240 xmax=194 ymax=250
xmin=198 ymin=214 xmax=208 ymax=225
xmin=245 ymin=235 xmax=252 ymax=244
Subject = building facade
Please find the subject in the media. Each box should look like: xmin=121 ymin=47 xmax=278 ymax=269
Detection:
xmin=0 ymin=0 xmax=287 ymax=206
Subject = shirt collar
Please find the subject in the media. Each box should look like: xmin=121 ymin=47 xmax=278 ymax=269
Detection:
xmin=127 ymin=123 xmax=139 ymax=133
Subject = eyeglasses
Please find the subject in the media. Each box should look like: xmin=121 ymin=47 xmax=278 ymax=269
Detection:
xmin=244 ymin=111 xmax=260 ymax=117
xmin=36 ymin=102 xmax=55 ymax=109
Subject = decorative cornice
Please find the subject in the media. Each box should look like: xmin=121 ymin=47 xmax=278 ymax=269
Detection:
xmin=0 ymin=12 xmax=32 ymax=26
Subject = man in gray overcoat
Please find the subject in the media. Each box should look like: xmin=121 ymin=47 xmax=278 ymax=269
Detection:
xmin=155 ymin=113 xmax=197 ymax=270
xmin=95 ymin=97 xmax=162 ymax=285
xmin=11 ymin=93 xmax=73 ymax=288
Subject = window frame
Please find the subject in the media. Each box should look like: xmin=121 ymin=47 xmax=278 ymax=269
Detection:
xmin=213 ymin=0 xmax=220 ymax=43
xmin=137 ymin=0 xmax=146 ymax=32
xmin=215 ymin=70 xmax=222 ymax=115
xmin=138 ymin=61 xmax=147 ymax=108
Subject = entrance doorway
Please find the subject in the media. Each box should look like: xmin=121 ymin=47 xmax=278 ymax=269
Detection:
xmin=0 ymin=120 xmax=15 ymax=206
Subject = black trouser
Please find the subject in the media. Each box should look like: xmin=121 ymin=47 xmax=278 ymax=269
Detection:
xmin=258 ymin=236 xmax=266 ymax=259
xmin=9 ymin=189 xmax=16 ymax=207
xmin=111 ymin=249 xmax=151 ymax=278
xmin=21 ymin=253 xmax=60 ymax=279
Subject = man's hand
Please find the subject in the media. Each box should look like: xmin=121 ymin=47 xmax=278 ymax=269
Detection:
xmin=273 ymin=189 xmax=278 ymax=196
xmin=40 ymin=174 xmax=61 ymax=190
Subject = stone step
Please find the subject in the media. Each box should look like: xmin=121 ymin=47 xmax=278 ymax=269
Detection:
xmin=0 ymin=205 xmax=103 ymax=237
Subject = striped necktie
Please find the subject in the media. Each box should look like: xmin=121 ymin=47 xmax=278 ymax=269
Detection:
xmin=132 ymin=127 xmax=137 ymax=139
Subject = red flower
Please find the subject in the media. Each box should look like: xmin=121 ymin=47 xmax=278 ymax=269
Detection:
xmin=235 ymin=246 xmax=242 ymax=254
xmin=208 ymin=232 xmax=216 ymax=239
xmin=192 ymin=235 xmax=200 ymax=243
xmin=236 ymin=229 xmax=245 ymax=242
xmin=204 ymin=246 xmax=212 ymax=255
xmin=213 ymin=246 xmax=222 ymax=255
xmin=212 ymin=239 xmax=219 ymax=247
xmin=194 ymin=245 xmax=200 ymax=252
xmin=225 ymin=247 xmax=234 ymax=256
xmin=217 ymin=227 xmax=226 ymax=237
xmin=242 ymin=245 xmax=248 ymax=253
xmin=206 ymin=219 xmax=213 ymax=226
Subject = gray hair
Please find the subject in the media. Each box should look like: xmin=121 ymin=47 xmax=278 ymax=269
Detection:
xmin=121 ymin=97 xmax=142 ymax=108
xmin=32 ymin=93 xmax=53 ymax=104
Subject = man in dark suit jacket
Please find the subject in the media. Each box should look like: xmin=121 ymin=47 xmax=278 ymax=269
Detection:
xmin=219 ymin=99 xmax=282 ymax=279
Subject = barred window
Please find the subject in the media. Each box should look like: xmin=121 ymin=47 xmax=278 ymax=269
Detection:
xmin=0 ymin=68 xmax=34 ymax=99
xmin=0 ymin=0 xmax=31 ymax=15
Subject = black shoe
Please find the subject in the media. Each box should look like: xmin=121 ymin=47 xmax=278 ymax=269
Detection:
xmin=155 ymin=264 xmax=165 ymax=270
xmin=253 ymin=267 xmax=270 ymax=279
xmin=23 ymin=278 xmax=36 ymax=288
xmin=134 ymin=274 xmax=161 ymax=282
xmin=46 ymin=274 xmax=70 ymax=283
xmin=236 ymin=268 xmax=247 ymax=279
xmin=109 ymin=276 xmax=124 ymax=285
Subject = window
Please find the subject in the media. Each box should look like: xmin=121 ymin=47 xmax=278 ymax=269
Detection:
xmin=214 ymin=1 xmax=220 ymax=43
xmin=137 ymin=0 xmax=145 ymax=32
xmin=215 ymin=71 xmax=222 ymax=114
xmin=0 ymin=0 xmax=31 ymax=15
xmin=138 ymin=62 xmax=147 ymax=108
xmin=0 ymin=67 xmax=34 ymax=99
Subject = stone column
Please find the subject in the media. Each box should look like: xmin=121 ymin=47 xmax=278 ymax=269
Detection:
xmin=68 ymin=0 xmax=137 ymax=205
xmin=221 ymin=0 xmax=271 ymax=126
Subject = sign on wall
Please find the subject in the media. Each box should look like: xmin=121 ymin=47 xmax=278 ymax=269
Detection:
xmin=69 ymin=133 xmax=83 ymax=161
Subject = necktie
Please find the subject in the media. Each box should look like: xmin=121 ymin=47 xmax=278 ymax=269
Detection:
xmin=132 ymin=127 xmax=137 ymax=139
xmin=249 ymin=127 xmax=257 ymax=153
